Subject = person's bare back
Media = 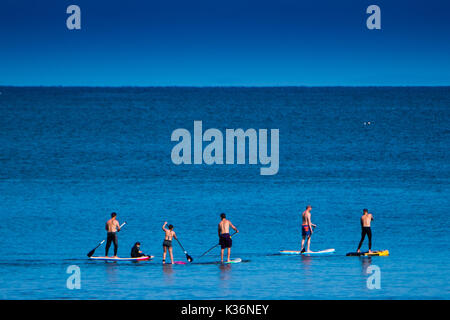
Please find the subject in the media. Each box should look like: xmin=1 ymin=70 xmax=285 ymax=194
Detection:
xmin=301 ymin=210 xmax=311 ymax=226
xmin=361 ymin=213 xmax=373 ymax=227
xmin=105 ymin=218 xmax=120 ymax=232
xmin=218 ymin=219 xmax=234 ymax=234
xmin=164 ymin=227 xmax=176 ymax=240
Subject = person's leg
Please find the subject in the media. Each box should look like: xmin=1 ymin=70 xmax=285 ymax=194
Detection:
xmin=113 ymin=234 xmax=118 ymax=257
xmin=227 ymin=247 xmax=231 ymax=262
xmin=367 ymin=228 xmax=372 ymax=253
xmin=357 ymin=229 xmax=367 ymax=252
xmin=301 ymin=235 xmax=305 ymax=250
xmin=307 ymin=236 xmax=311 ymax=252
xmin=162 ymin=245 xmax=167 ymax=264
xmin=220 ymin=248 xmax=224 ymax=262
xmin=105 ymin=234 xmax=112 ymax=256
xmin=169 ymin=247 xmax=174 ymax=264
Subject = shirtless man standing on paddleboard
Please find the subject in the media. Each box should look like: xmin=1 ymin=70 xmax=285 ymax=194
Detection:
xmin=301 ymin=206 xmax=316 ymax=253
xmin=105 ymin=212 xmax=121 ymax=257
xmin=357 ymin=209 xmax=374 ymax=253
xmin=218 ymin=213 xmax=239 ymax=263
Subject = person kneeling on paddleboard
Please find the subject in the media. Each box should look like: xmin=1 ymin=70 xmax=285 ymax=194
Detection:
xmin=218 ymin=213 xmax=239 ymax=263
xmin=131 ymin=242 xmax=150 ymax=258
xmin=301 ymin=205 xmax=316 ymax=253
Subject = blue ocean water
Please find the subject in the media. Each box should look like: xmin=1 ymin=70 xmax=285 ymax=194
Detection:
xmin=0 ymin=87 xmax=449 ymax=299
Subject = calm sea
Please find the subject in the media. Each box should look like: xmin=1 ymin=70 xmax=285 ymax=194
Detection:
xmin=0 ymin=87 xmax=449 ymax=299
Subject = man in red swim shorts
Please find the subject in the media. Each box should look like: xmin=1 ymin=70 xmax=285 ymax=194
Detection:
xmin=301 ymin=205 xmax=316 ymax=252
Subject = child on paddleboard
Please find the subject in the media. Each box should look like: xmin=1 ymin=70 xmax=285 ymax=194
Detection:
xmin=130 ymin=242 xmax=151 ymax=258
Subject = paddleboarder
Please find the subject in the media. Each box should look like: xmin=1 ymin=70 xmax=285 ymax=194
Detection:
xmin=162 ymin=221 xmax=177 ymax=264
xmin=301 ymin=205 xmax=316 ymax=253
xmin=356 ymin=209 xmax=374 ymax=253
xmin=130 ymin=242 xmax=151 ymax=258
xmin=218 ymin=213 xmax=239 ymax=263
xmin=105 ymin=212 xmax=121 ymax=257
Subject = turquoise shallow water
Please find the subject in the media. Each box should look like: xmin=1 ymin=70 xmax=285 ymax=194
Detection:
xmin=0 ymin=87 xmax=449 ymax=299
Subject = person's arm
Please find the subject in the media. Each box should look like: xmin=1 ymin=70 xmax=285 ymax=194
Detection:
xmin=162 ymin=221 xmax=168 ymax=232
xmin=116 ymin=220 xmax=121 ymax=232
xmin=173 ymin=232 xmax=177 ymax=240
xmin=230 ymin=221 xmax=239 ymax=233
xmin=105 ymin=222 xmax=108 ymax=231
xmin=218 ymin=223 xmax=221 ymax=236
xmin=308 ymin=215 xmax=313 ymax=233
xmin=360 ymin=217 xmax=364 ymax=228
xmin=371 ymin=214 xmax=374 ymax=221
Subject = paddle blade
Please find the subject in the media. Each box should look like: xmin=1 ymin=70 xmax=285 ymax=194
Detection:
xmin=87 ymin=240 xmax=105 ymax=257
xmin=87 ymin=248 xmax=96 ymax=257
xmin=186 ymin=254 xmax=193 ymax=262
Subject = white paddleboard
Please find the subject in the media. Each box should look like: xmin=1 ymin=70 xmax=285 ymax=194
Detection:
xmin=279 ymin=249 xmax=335 ymax=255
xmin=223 ymin=258 xmax=242 ymax=264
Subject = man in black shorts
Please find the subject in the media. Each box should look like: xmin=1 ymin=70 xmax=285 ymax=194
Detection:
xmin=218 ymin=213 xmax=239 ymax=263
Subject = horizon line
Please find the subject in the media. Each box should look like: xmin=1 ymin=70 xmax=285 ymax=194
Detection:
xmin=1 ymin=84 xmax=449 ymax=88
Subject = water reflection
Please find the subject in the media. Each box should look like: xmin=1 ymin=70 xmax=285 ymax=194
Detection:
xmin=105 ymin=262 xmax=119 ymax=282
xmin=219 ymin=263 xmax=232 ymax=280
xmin=300 ymin=255 xmax=313 ymax=269
xmin=361 ymin=257 xmax=372 ymax=275
xmin=162 ymin=263 xmax=174 ymax=284
xmin=359 ymin=256 xmax=372 ymax=289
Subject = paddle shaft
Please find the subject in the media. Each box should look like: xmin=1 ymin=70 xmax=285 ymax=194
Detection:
xmin=175 ymin=238 xmax=187 ymax=252
xmin=199 ymin=231 xmax=238 ymax=258
xmin=175 ymin=238 xmax=193 ymax=262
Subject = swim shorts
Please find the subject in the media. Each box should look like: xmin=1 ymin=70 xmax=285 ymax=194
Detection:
xmin=301 ymin=225 xmax=311 ymax=237
xmin=162 ymin=239 xmax=172 ymax=248
xmin=219 ymin=233 xmax=232 ymax=249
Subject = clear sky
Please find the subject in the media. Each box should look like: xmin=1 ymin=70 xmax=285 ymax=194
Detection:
xmin=0 ymin=0 xmax=449 ymax=86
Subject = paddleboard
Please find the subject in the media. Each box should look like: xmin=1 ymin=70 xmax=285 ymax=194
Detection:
xmin=89 ymin=255 xmax=154 ymax=261
xmin=279 ymin=249 xmax=335 ymax=255
xmin=346 ymin=250 xmax=389 ymax=257
xmin=223 ymin=258 xmax=242 ymax=264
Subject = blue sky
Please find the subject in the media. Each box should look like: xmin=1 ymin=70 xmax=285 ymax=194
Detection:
xmin=0 ymin=0 xmax=449 ymax=86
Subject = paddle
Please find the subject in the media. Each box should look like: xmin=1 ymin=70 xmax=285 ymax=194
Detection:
xmin=301 ymin=225 xmax=316 ymax=253
xmin=199 ymin=231 xmax=239 ymax=258
xmin=175 ymin=238 xmax=193 ymax=262
xmin=87 ymin=222 xmax=127 ymax=257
